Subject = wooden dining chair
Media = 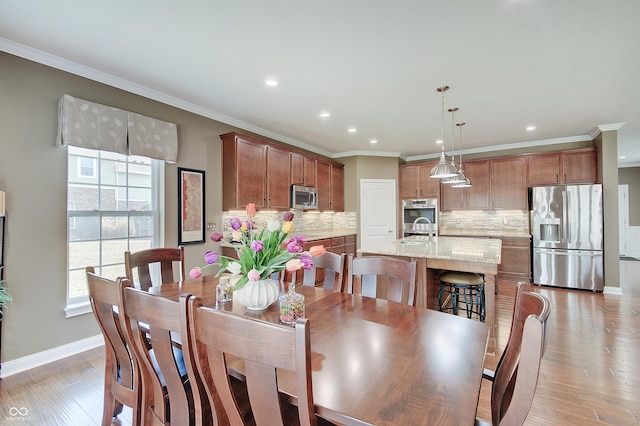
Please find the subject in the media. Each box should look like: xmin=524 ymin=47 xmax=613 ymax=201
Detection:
xmin=86 ymin=267 xmax=141 ymax=426
xmin=303 ymin=251 xmax=346 ymax=291
xmin=346 ymin=254 xmax=417 ymax=306
xmin=183 ymin=293 xmax=318 ymax=426
xmin=124 ymin=246 xmax=185 ymax=291
xmin=476 ymin=282 xmax=551 ymax=426
xmin=121 ymin=285 xmax=210 ymax=425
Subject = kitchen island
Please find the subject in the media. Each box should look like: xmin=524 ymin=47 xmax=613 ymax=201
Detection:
xmin=358 ymin=235 xmax=502 ymax=352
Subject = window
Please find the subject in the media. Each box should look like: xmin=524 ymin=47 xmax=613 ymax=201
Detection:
xmin=78 ymin=156 xmax=96 ymax=178
xmin=66 ymin=146 xmax=164 ymax=316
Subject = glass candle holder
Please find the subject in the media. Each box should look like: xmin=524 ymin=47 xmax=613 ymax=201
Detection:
xmin=279 ymin=283 xmax=305 ymax=325
xmin=216 ymin=276 xmax=233 ymax=303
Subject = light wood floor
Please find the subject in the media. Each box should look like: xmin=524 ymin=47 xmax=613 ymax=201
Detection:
xmin=1 ymin=261 xmax=639 ymax=425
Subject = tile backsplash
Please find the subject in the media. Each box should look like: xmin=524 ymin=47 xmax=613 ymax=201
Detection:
xmin=220 ymin=209 xmax=356 ymax=235
xmin=439 ymin=210 xmax=530 ymax=235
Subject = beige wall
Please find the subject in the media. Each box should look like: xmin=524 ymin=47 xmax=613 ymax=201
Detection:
xmin=619 ymin=167 xmax=640 ymax=226
xmin=594 ymin=131 xmax=620 ymax=288
xmin=0 ymin=52 xmax=239 ymax=361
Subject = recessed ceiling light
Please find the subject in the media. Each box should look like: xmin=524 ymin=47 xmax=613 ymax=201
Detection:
xmin=526 ymin=125 xmax=536 ymax=131
xmin=436 ymin=139 xmax=443 ymax=145
xmin=348 ymin=127 xmax=357 ymax=133
xmin=370 ymin=139 xmax=378 ymax=144
xmin=265 ymin=78 xmax=278 ymax=87
xmin=319 ymin=111 xmax=330 ymax=118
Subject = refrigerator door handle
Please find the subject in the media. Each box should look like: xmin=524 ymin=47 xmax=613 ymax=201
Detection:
xmin=561 ymin=190 xmax=567 ymax=243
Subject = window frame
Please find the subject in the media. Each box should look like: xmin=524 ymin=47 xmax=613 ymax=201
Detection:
xmin=65 ymin=147 xmax=164 ymax=317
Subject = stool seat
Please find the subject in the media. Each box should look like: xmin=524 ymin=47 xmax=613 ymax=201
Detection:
xmin=439 ymin=271 xmax=484 ymax=285
xmin=439 ymin=271 xmax=485 ymax=322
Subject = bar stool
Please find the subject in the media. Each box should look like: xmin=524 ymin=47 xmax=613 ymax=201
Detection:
xmin=438 ymin=271 xmax=485 ymax=321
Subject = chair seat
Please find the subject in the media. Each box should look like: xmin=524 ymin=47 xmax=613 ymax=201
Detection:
xmin=440 ymin=271 xmax=484 ymax=286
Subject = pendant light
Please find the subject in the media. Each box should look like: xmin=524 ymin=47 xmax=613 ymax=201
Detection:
xmin=441 ymin=107 xmax=465 ymax=185
xmin=452 ymin=122 xmax=472 ymax=188
xmin=429 ymin=86 xmax=458 ymax=179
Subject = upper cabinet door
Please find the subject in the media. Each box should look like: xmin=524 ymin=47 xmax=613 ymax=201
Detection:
xmin=562 ymin=148 xmax=597 ymax=183
xmin=266 ymin=146 xmax=291 ymax=209
xmin=221 ymin=134 xmax=267 ymax=210
xmin=528 ymin=152 xmax=561 ymax=186
xmin=331 ymin=165 xmax=344 ymax=211
xmin=491 ymin=156 xmax=527 ymax=210
xmin=316 ymin=161 xmax=332 ymax=211
xmin=418 ymin=162 xmax=440 ymax=199
xmin=464 ymin=160 xmax=490 ymax=210
xmin=399 ymin=165 xmax=419 ymax=199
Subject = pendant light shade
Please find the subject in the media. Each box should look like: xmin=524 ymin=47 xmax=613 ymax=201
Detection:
xmin=441 ymin=107 xmax=465 ymax=185
xmin=451 ymin=122 xmax=472 ymax=188
xmin=430 ymin=86 xmax=458 ymax=179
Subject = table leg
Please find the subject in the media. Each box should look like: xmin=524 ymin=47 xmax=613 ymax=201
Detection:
xmin=484 ymin=274 xmax=496 ymax=355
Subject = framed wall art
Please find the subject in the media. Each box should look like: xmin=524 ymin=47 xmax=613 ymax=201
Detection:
xmin=177 ymin=167 xmax=205 ymax=245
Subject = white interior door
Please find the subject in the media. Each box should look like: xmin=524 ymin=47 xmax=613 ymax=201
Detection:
xmin=360 ymin=179 xmax=396 ymax=249
xmin=619 ymin=184 xmax=629 ymax=256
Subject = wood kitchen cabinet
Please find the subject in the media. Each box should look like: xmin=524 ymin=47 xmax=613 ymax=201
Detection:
xmin=221 ymin=133 xmax=267 ymax=210
xmin=399 ymin=161 xmax=440 ymax=199
xmin=528 ymin=148 xmax=597 ymax=185
xmin=221 ymin=132 xmax=291 ymax=210
xmin=266 ymin=145 xmax=291 ymax=209
xmin=490 ymin=156 xmax=528 ymax=210
xmin=290 ymin=152 xmax=316 ymax=187
xmin=317 ymin=160 xmax=344 ymax=211
xmin=440 ymin=160 xmax=490 ymax=211
xmin=222 ymin=131 xmax=346 ymax=211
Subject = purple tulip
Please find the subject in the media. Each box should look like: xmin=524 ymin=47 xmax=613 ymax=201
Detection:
xmin=283 ymin=211 xmax=294 ymax=222
xmin=250 ymin=239 xmax=264 ymax=252
xmin=287 ymin=239 xmax=303 ymax=253
xmin=295 ymin=234 xmax=307 ymax=246
xmin=230 ymin=217 xmax=242 ymax=231
xmin=210 ymin=232 xmax=224 ymax=242
xmin=245 ymin=219 xmax=254 ymax=230
xmin=300 ymin=253 xmax=314 ymax=270
xmin=204 ymin=251 xmax=218 ymax=264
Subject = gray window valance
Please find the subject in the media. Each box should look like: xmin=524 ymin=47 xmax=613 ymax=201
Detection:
xmin=57 ymin=94 xmax=178 ymax=162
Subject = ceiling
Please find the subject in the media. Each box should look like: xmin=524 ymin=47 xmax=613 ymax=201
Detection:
xmin=1 ymin=1 xmax=639 ymax=166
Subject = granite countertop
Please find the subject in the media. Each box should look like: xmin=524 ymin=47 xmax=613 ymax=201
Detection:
xmin=358 ymin=235 xmax=502 ymax=264
xmin=439 ymin=228 xmax=531 ymax=238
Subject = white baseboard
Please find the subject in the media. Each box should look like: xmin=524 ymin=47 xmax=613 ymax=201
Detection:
xmin=0 ymin=334 xmax=104 ymax=378
xmin=603 ymin=286 xmax=623 ymax=295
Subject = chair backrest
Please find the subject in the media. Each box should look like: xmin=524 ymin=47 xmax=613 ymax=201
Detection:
xmin=184 ymin=294 xmax=317 ymax=426
xmin=121 ymin=286 xmax=209 ymax=425
xmin=491 ymin=282 xmax=550 ymax=425
xmin=86 ymin=267 xmax=141 ymax=425
xmin=346 ymin=255 xmax=417 ymax=306
xmin=303 ymin=251 xmax=346 ymax=291
xmin=124 ymin=247 xmax=185 ymax=291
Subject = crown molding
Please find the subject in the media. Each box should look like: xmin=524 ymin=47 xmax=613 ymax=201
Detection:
xmin=332 ymin=150 xmax=403 ymax=159
xmin=590 ymin=123 xmax=626 ymax=138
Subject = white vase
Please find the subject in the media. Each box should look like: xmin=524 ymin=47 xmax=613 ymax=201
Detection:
xmin=234 ymin=278 xmax=281 ymax=311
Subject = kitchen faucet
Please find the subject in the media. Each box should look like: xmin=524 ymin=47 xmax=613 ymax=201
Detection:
xmin=412 ymin=217 xmax=433 ymax=242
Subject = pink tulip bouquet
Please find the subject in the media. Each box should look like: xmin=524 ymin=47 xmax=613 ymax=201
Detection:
xmin=189 ymin=203 xmax=326 ymax=291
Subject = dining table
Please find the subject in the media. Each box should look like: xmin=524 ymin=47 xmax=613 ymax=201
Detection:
xmin=149 ymin=274 xmax=490 ymax=426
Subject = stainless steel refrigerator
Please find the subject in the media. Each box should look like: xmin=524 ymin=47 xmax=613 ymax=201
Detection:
xmin=530 ymin=184 xmax=604 ymax=291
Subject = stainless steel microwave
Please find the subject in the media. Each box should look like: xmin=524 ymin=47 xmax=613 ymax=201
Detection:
xmin=291 ymin=185 xmax=318 ymax=209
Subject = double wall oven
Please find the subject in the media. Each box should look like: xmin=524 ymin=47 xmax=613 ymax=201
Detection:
xmin=402 ymin=199 xmax=438 ymax=237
